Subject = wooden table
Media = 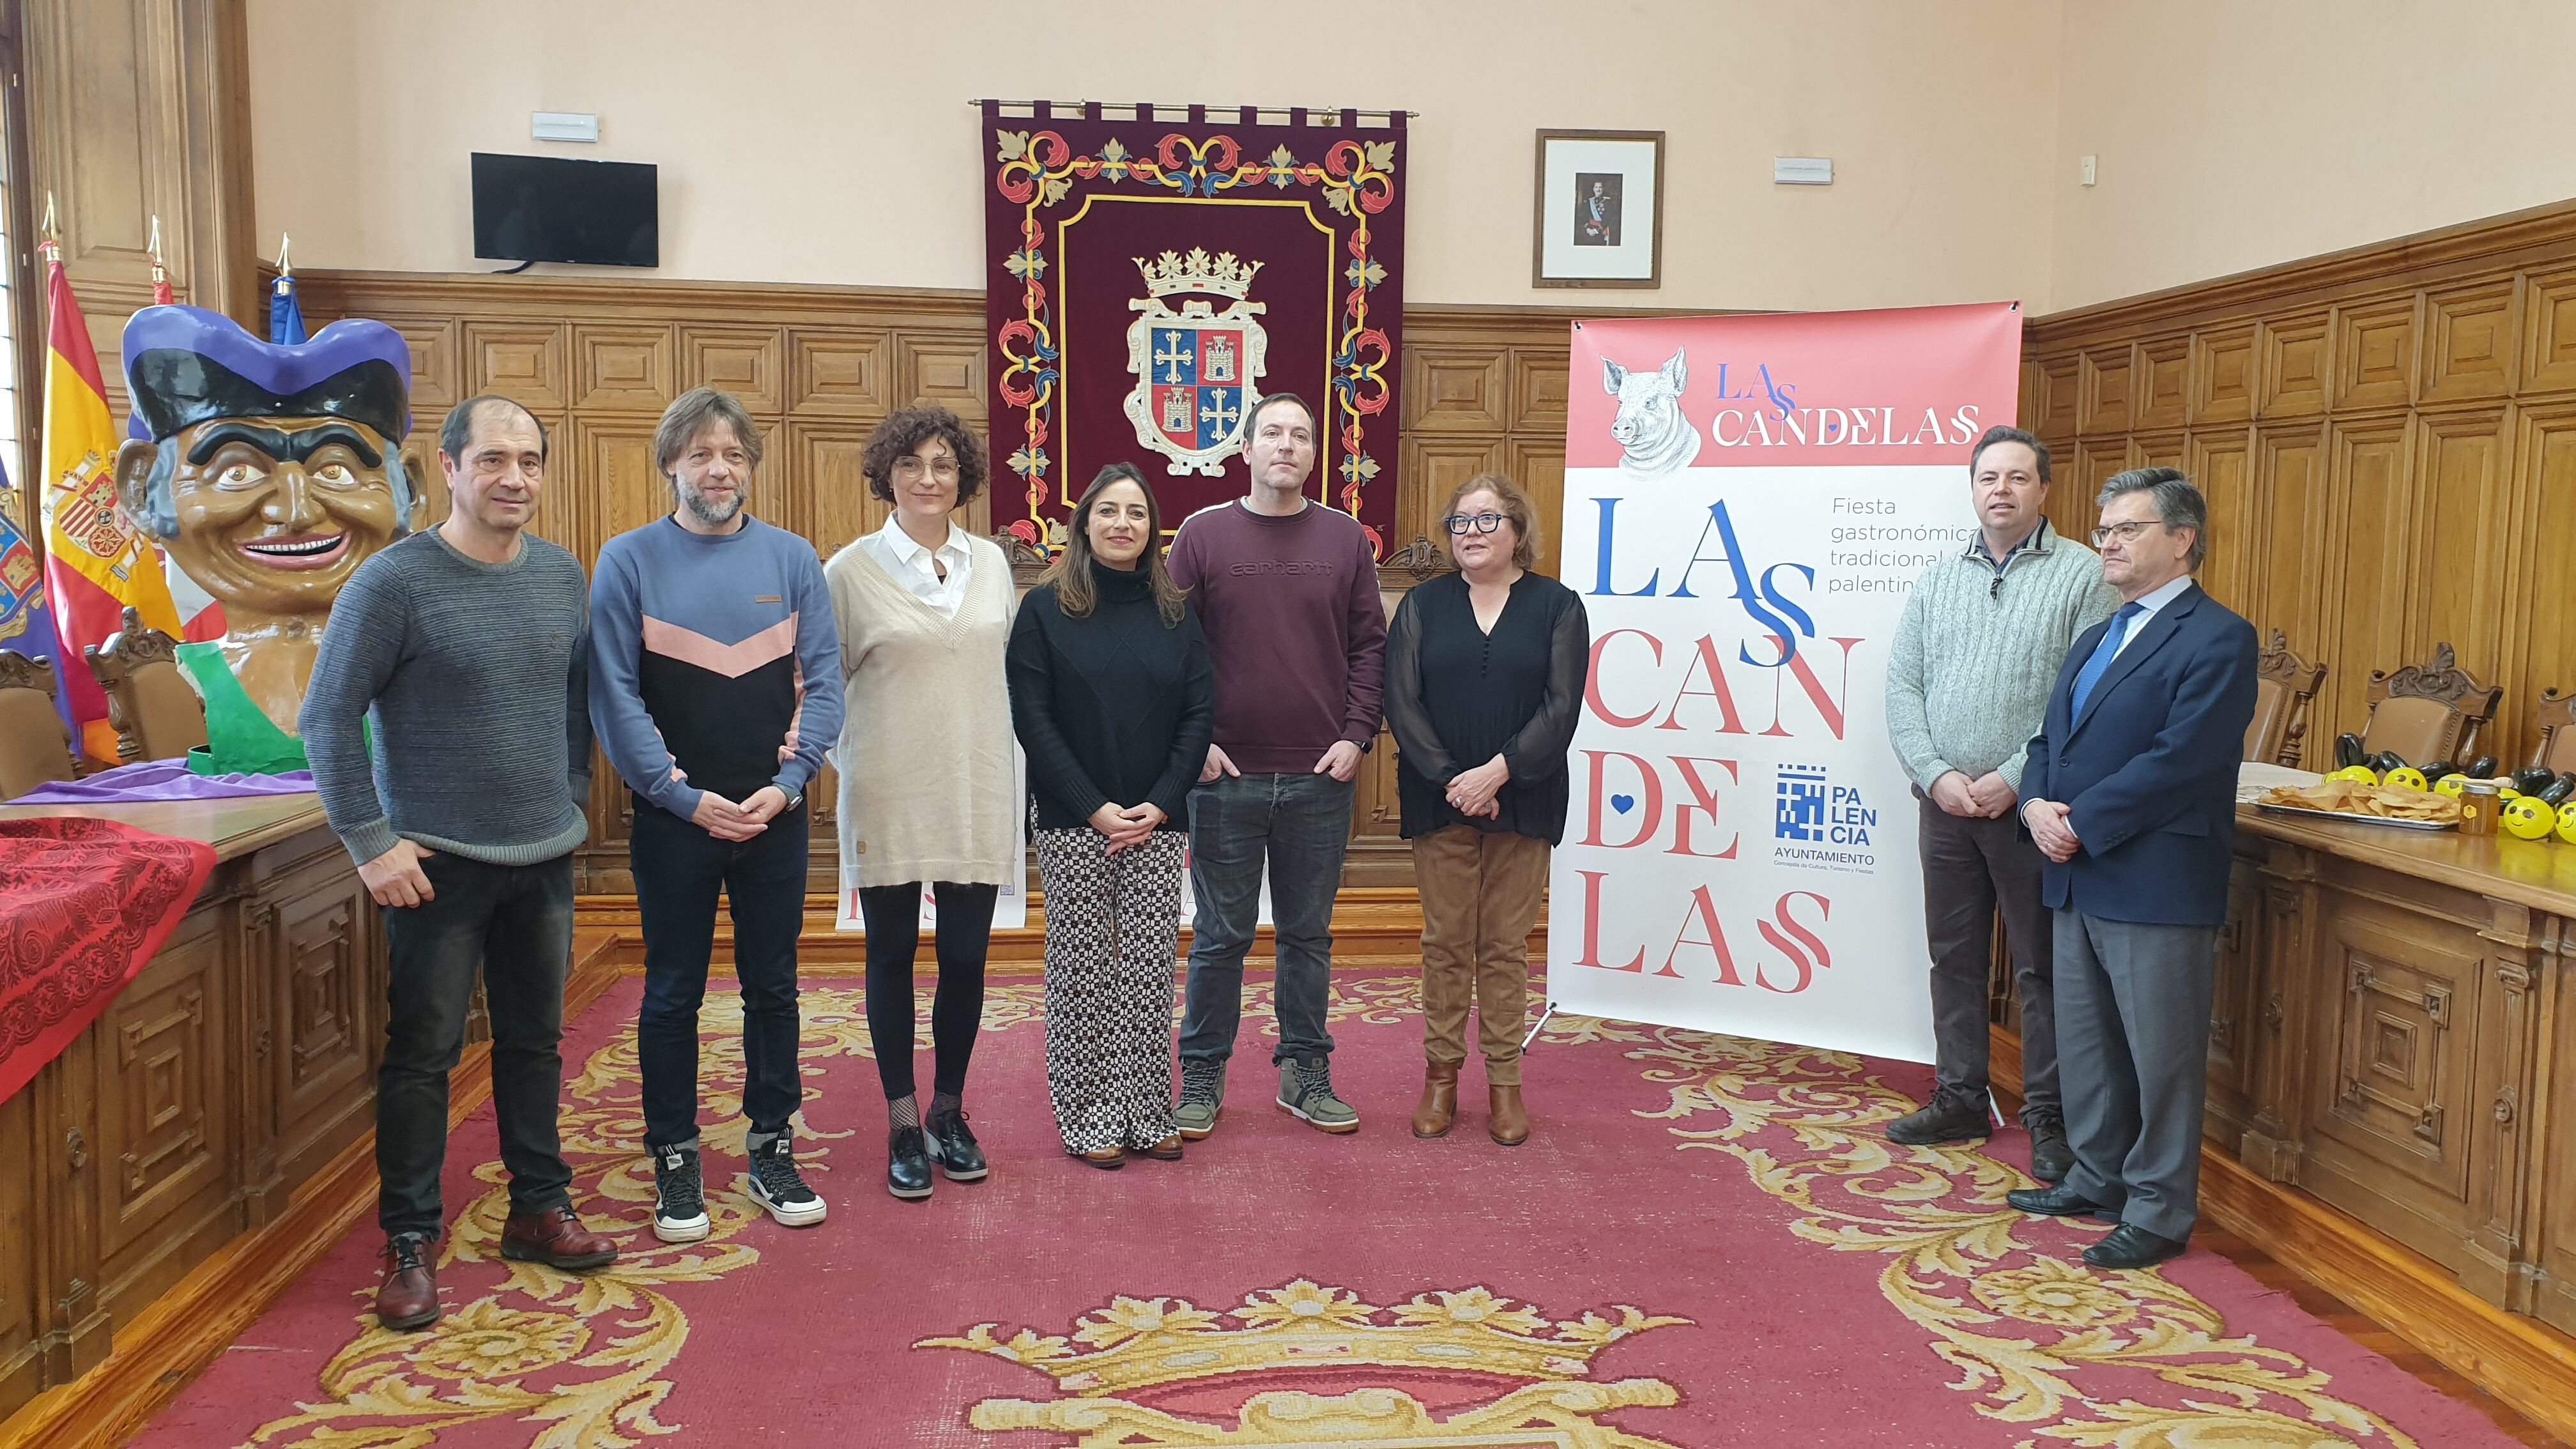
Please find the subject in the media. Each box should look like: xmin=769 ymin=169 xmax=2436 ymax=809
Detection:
xmin=0 ymin=795 xmax=383 ymax=1423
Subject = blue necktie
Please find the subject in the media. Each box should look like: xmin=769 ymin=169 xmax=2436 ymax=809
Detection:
xmin=2070 ymin=602 xmax=2146 ymax=717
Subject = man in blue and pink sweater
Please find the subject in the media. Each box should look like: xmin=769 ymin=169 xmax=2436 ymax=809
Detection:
xmin=590 ymin=387 xmax=841 ymax=1242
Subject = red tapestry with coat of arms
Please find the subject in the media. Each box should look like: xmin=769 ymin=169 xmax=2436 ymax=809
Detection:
xmin=982 ymin=102 xmax=1405 ymax=558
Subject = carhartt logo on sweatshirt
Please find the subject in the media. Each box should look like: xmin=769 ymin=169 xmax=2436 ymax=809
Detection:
xmin=1229 ymin=560 xmax=1336 ymax=576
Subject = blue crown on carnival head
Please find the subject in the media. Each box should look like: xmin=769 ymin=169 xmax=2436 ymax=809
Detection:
xmin=119 ymin=304 xmax=412 ymax=444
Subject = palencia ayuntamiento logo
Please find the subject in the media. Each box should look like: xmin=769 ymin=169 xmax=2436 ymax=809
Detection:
xmin=1772 ymin=762 xmax=1878 ymax=873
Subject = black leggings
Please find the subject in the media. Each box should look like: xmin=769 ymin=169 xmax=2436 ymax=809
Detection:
xmin=859 ymin=881 xmax=999 ymax=1100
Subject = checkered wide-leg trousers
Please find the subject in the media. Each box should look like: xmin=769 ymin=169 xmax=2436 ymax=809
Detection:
xmin=1032 ymin=825 xmax=1187 ymax=1153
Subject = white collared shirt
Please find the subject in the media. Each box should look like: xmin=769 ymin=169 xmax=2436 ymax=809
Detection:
xmin=856 ymin=514 xmax=974 ymax=618
xmin=2111 ymin=572 xmax=2196 ymax=659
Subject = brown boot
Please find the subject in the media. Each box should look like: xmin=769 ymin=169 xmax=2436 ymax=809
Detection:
xmin=1488 ymin=1084 xmax=1529 ymax=1146
xmin=1413 ymin=1061 xmax=1460 ymax=1138
xmin=499 ymin=1206 xmax=618 ymax=1271
xmin=377 ymin=1232 xmax=441 ymax=1331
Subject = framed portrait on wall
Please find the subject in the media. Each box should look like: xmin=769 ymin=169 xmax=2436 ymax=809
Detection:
xmin=1533 ymin=129 xmax=1664 ymax=288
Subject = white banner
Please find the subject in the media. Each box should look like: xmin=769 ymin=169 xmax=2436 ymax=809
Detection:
xmin=1545 ymin=304 xmax=2023 ymax=1062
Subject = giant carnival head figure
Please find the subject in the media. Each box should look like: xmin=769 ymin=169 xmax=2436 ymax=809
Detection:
xmin=112 ymin=305 xmax=420 ymax=630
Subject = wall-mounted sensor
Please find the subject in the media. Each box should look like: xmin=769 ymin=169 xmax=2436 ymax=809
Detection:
xmin=1773 ymin=157 xmax=1832 ymax=186
xmin=532 ymin=112 xmax=601 ymax=143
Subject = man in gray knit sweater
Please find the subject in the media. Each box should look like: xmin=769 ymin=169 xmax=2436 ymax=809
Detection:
xmin=1883 ymin=425 xmax=2118 ymax=1181
xmin=302 ymin=395 xmax=616 ymax=1332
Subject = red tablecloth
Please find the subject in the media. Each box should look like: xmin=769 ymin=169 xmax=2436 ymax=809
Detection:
xmin=0 ymin=816 xmax=217 ymax=1103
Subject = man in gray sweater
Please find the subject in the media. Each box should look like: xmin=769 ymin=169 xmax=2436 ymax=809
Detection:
xmin=1882 ymin=425 xmax=2118 ymax=1181
xmin=302 ymin=395 xmax=615 ymax=1332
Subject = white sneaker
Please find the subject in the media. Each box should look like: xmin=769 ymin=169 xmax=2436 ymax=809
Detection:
xmin=650 ymin=1143 xmax=711 ymax=1243
xmin=746 ymin=1134 xmax=827 ymax=1227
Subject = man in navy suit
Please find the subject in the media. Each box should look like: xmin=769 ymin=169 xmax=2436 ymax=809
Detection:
xmin=2002 ymin=467 xmax=2257 ymax=1269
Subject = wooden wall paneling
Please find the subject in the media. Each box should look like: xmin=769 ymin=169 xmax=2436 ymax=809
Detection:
xmin=2258 ymin=312 xmax=2333 ymax=420
xmin=21 ymin=0 xmax=259 ymax=420
xmin=2460 ymin=901 xmax=2543 ymax=1307
xmin=894 ymin=334 xmax=987 ymax=423
xmin=2331 ymin=296 xmax=2420 ymax=413
xmin=1506 ymin=436 xmax=1567 ymax=581
xmin=2192 ymin=323 xmax=2258 ymax=427
xmin=2187 ymin=428 xmax=2256 ymax=615
xmin=383 ymin=316 xmax=463 ymax=425
xmin=789 ymin=419 xmax=883 ymax=564
xmin=0 ymin=1080 xmax=38 ymax=1418
xmin=2538 ymin=913 xmax=2575 ymax=1336
xmin=258 ymin=849 xmax=378 ymax=1196
xmin=2135 ymin=430 xmax=2185 ymax=475
xmin=2406 ymin=407 xmax=2515 ymax=735
xmin=2136 ymin=335 xmax=2190 ymax=432
xmin=2521 ymin=265 xmax=2576 ymax=395
xmin=2078 ymin=345 xmax=2134 ymax=436
xmin=570 ymin=323 xmax=677 ymax=415
xmin=463 ymin=321 xmax=569 ymax=415
xmin=2016 ymin=358 xmax=2047 ymax=431
xmin=2250 ymin=424 xmax=2330 ymax=686
xmin=2421 ymin=279 xmax=2520 ymax=405
xmin=2035 ymin=353 xmax=2079 ymax=440
xmin=2321 ymin=416 xmax=2413 ymax=751
xmin=788 ymin=329 xmax=896 ymax=416
xmin=1403 ymin=345 xmax=1509 ymax=433
xmin=2510 ymin=403 xmax=2576 ymax=756
xmin=91 ymin=908 xmax=234 ymax=1319
xmin=1400 ymin=437 xmax=1505 ymax=555
xmin=1508 ymin=345 xmax=1570 ymax=440
xmin=567 ymin=415 xmax=666 ymax=580
xmin=2299 ymin=887 xmax=2486 ymax=1269
xmin=680 ymin=326 xmax=788 ymax=414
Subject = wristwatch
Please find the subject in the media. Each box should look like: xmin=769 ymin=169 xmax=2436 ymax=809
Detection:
xmin=775 ymin=785 xmax=804 ymax=813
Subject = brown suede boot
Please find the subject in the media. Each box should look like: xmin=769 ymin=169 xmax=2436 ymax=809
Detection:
xmin=1412 ymin=1061 xmax=1460 ymax=1138
xmin=1488 ymin=1084 xmax=1529 ymax=1146
xmin=500 ymin=1206 xmax=618 ymax=1271
xmin=377 ymin=1232 xmax=441 ymax=1331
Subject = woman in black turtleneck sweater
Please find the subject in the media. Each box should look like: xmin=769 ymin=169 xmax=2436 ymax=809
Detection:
xmin=1006 ymin=463 xmax=1215 ymax=1169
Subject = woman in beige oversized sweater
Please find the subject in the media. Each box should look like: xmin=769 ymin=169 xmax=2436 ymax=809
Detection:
xmin=824 ymin=404 xmax=1017 ymax=1204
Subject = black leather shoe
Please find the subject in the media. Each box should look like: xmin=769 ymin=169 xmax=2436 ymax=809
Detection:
xmin=888 ymin=1126 xmax=933 ymax=1201
xmin=2083 ymin=1222 xmax=2188 ymax=1269
xmin=2026 ymin=1111 xmax=2074 ymax=1184
xmin=926 ymin=1108 xmax=989 ymax=1182
xmin=2005 ymin=1183 xmax=2117 ymax=1222
xmin=1886 ymin=1091 xmax=1989 ymax=1145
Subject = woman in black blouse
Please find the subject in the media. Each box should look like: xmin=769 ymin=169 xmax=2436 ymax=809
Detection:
xmin=1385 ymin=473 xmax=1588 ymax=1146
xmin=1007 ymin=463 xmax=1214 ymax=1169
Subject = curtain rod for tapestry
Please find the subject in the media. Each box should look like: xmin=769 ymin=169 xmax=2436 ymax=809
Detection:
xmin=972 ymin=98 xmax=1413 ymax=125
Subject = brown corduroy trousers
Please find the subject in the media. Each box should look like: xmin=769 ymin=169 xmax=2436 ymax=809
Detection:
xmin=1411 ymin=823 xmax=1551 ymax=1086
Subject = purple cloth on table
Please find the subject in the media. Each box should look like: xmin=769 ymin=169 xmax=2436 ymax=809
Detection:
xmin=10 ymin=758 xmax=317 ymax=804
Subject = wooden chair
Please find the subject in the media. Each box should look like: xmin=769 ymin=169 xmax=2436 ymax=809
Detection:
xmin=0 ymin=650 xmax=77 ymax=799
xmin=2360 ymin=641 xmax=2501 ymax=768
xmin=2243 ymin=629 xmax=2327 ymax=768
xmin=2533 ymin=688 xmax=2576 ymax=776
xmin=83 ymin=605 xmax=208 ymax=763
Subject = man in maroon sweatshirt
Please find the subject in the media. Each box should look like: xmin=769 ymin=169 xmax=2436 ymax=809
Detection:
xmin=1167 ymin=392 xmax=1387 ymax=1137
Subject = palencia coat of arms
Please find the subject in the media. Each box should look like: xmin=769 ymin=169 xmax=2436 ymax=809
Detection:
xmin=1123 ymin=248 xmax=1268 ymax=477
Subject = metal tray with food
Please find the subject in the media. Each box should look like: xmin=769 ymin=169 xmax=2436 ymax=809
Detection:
xmin=2253 ymin=801 xmax=2454 ymax=832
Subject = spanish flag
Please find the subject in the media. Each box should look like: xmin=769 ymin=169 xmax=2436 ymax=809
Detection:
xmin=38 ymin=252 xmax=180 ymax=755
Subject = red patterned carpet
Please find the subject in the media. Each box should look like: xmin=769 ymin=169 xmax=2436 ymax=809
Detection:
xmin=134 ymin=969 xmax=2519 ymax=1448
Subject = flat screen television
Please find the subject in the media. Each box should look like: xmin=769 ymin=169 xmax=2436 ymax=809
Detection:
xmin=471 ymin=152 xmax=659 ymax=268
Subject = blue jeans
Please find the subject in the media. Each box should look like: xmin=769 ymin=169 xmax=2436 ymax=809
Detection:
xmin=1180 ymin=770 xmax=1354 ymax=1066
xmin=631 ymin=799 xmax=809 ymax=1148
